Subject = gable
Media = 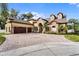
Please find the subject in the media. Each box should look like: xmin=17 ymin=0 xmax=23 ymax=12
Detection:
xmin=48 ymin=21 xmax=57 ymax=25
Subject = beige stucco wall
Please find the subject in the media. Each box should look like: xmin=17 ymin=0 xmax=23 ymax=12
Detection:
xmin=5 ymin=19 xmax=46 ymax=33
xmin=34 ymin=19 xmax=46 ymax=26
xmin=11 ymin=23 xmax=33 ymax=28
xmin=48 ymin=22 xmax=58 ymax=33
xmin=49 ymin=16 xmax=55 ymax=23
xmin=33 ymin=19 xmax=46 ymax=32
xmin=48 ymin=22 xmax=67 ymax=33
xmin=5 ymin=23 xmax=12 ymax=34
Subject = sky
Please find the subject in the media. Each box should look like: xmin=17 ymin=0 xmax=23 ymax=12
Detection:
xmin=8 ymin=3 xmax=79 ymax=20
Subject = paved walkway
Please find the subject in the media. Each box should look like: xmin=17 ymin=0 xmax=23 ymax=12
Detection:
xmin=0 ymin=33 xmax=72 ymax=52
xmin=0 ymin=42 xmax=79 ymax=56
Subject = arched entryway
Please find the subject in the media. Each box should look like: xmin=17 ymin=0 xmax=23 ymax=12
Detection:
xmin=38 ymin=23 xmax=43 ymax=33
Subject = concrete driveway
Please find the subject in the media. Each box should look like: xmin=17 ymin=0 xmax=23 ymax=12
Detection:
xmin=0 ymin=42 xmax=79 ymax=56
xmin=0 ymin=33 xmax=72 ymax=52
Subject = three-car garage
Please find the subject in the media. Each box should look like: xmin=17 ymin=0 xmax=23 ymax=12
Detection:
xmin=5 ymin=19 xmax=33 ymax=34
xmin=14 ymin=27 xmax=32 ymax=34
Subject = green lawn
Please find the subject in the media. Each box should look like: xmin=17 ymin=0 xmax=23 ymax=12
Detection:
xmin=65 ymin=34 xmax=79 ymax=42
xmin=0 ymin=35 xmax=5 ymax=45
xmin=0 ymin=33 xmax=7 ymax=45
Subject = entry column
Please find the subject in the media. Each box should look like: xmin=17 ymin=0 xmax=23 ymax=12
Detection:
xmin=26 ymin=27 xmax=28 ymax=33
xmin=11 ymin=27 xmax=14 ymax=34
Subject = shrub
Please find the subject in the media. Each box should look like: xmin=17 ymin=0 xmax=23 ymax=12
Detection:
xmin=58 ymin=24 xmax=67 ymax=33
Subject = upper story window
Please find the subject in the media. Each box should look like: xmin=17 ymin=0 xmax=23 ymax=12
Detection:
xmin=50 ymin=15 xmax=55 ymax=20
xmin=57 ymin=14 xmax=63 ymax=19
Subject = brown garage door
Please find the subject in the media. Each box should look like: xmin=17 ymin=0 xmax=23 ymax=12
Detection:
xmin=14 ymin=27 xmax=26 ymax=34
xmin=28 ymin=28 xmax=32 ymax=33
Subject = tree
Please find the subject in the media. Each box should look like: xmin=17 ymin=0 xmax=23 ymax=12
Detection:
xmin=10 ymin=8 xmax=19 ymax=19
xmin=68 ymin=19 xmax=79 ymax=33
xmin=0 ymin=3 xmax=9 ymax=29
xmin=43 ymin=21 xmax=49 ymax=33
xmin=21 ymin=14 xmax=27 ymax=20
xmin=21 ymin=12 xmax=33 ymax=20
xmin=26 ymin=12 xmax=33 ymax=20
xmin=1 ymin=3 xmax=9 ymax=19
xmin=0 ymin=17 xmax=5 ymax=29
xmin=68 ymin=19 xmax=79 ymax=23
xmin=39 ymin=23 xmax=43 ymax=33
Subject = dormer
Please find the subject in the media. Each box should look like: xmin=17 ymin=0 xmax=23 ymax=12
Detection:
xmin=50 ymin=14 xmax=56 ymax=21
xmin=57 ymin=12 xmax=63 ymax=19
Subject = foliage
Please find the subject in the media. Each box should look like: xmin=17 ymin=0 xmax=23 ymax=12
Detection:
xmin=26 ymin=12 xmax=33 ymax=20
xmin=67 ymin=25 xmax=73 ymax=29
xmin=10 ymin=8 xmax=19 ymax=18
xmin=21 ymin=14 xmax=27 ymax=20
xmin=43 ymin=22 xmax=49 ymax=32
xmin=0 ymin=33 xmax=6 ymax=45
xmin=21 ymin=12 xmax=33 ymax=20
xmin=68 ymin=19 xmax=79 ymax=32
xmin=1 ymin=3 xmax=8 ymax=11
xmin=0 ymin=16 xmax=7 ymax=29
xmin=68 ymin=19 xmax=79 ymax=23
xmin=1 ymin=3 xmax=9 ymax=19
xmin=0 ymin=36 xmax=5 ymax=45
xmin=58 ymin=24 xmax=67 ymax=33
xmin=0 ymin=32 xmax=9 ymax=35
xmin=0 ymin=3 xmax=9 ymax=29
xmin=39 ymin=23 xmax=43 ymax=33
xmin=1 ymin=10 xmax=9 ymax=19
xmin=74 ymin=23 xmax=79 ymax=31
xmin=64 ymin=25 xmax=67 ymax=33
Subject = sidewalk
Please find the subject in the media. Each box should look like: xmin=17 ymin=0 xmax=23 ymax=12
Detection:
xmin=0 ymin=42 xmax=79 ymax=56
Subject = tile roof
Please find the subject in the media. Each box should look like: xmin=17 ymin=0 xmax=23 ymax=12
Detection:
xmin=7 ymin=19 xmax=33 ymax=25
xmin=48 ymin=19 xmax=67 ymax=25
xmin=55 ymin=19 xmax=67 ymax=23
